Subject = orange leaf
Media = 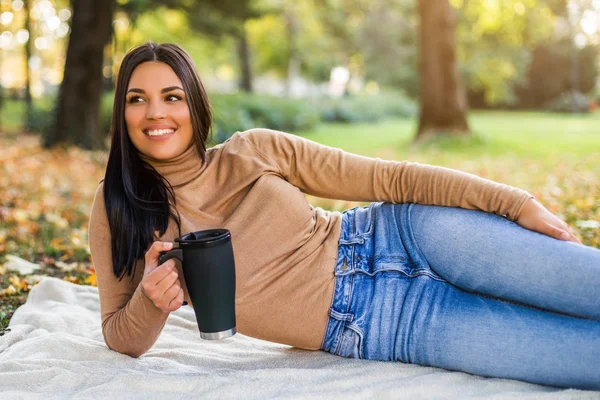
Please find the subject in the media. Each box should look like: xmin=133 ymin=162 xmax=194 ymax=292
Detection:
xmin=63 ymin=276 xmax=80 ymax=284
xmin=85 ymin=272 xmax=97 ymax=287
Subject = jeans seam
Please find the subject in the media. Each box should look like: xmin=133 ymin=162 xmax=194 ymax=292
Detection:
xmin=335 ymin=265 xmax=356 ymax=356
xmin=404 ymin=204 xmax=432 ymax=271
xmin=346 ymin=324 xmax=365 ymax=359
xmin=345 ymin=273 xmax=355 ymax=315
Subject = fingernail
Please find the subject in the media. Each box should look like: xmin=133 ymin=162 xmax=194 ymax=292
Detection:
xmin=163 ymin=242 xmax=172 ymax=249
xmin=560 ymin=232 xmax=569 ymax=240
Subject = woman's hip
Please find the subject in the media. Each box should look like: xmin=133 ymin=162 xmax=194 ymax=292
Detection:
xmin=320 ymin=202 xmax=448 ymax=359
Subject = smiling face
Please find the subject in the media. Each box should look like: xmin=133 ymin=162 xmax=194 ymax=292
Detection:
xmin=125 ymin=61 xmax=194 ymax=160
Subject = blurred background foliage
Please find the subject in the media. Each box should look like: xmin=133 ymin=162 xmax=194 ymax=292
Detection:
xmin=1 ymin=0 xmax=600 ymax=142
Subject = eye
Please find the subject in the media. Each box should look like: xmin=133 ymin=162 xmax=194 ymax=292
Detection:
xmin=127 ymin=95 xmax=144 ymax=104
xmin=165 ymin=94 xmax=182 ymax=102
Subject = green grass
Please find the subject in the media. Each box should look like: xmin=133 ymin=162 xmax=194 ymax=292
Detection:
xmin=299 ymin=111 xmax=600 ymax=160
xmin=0 ymin=99 xmax=26 ymax=135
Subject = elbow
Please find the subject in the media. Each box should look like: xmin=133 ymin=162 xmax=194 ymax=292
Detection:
xmin=102 ymin=323 xmax=149 ymax=358
xmin=103 ymin=334 xmax=148 ymax=358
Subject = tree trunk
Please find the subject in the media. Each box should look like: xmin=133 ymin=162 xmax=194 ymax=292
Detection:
xmin=416 ymin=0 xmax=469 ymax=139
xmin=285 ymin=3 xmax=300 ymax=97
xmin=44 ymin=0 xmax=116 ymax=149
xmin=237 ymin=26 xmax=253 ymax=93
xmin=0 ymin=63 xmax=3 ymax=133
xmin=23 ymin=0 xmax=33 ymax=132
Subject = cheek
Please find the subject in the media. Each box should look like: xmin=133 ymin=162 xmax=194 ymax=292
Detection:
xmin=124 ymin=108 xmax=146 ymax=145
xmin=171 ymin=104 xmax=192 ymax=127
xmin=125 ymin=107 xmax=143 ymax=130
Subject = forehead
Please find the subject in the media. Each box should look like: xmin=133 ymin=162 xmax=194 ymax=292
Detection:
xmin=127 ymin=61 xmax=182 ymax=90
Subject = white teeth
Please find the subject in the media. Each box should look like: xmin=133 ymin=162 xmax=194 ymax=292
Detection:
xmin=146 ymin=129 xmax=175 ymax=136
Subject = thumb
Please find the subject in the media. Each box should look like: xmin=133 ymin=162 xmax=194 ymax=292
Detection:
xmin=144 ymin=241 xmax=174 ymax=274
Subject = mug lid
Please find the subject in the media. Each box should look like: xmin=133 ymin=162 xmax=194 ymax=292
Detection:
xmin=175 ymin=229 xmax=231 ymax=248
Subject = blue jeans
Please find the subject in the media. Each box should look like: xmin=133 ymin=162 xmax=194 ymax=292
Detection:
xmin=320 ymin=203 xmax=600 ymax=390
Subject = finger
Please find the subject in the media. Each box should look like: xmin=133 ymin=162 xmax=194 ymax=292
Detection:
xmin=144 ymin=241 xmax=174 ymax=273
xmin=154 ymin=265 xmax=179 ymax=287
xmin=541 ymin=221 xmax=569 ymax=241
xmin=547 ymin=218 xmax=582 ymax=244
xmin=142 ymin=271 xmax=176 ymax=303
xmin=543 ymin=222 xmax=582 ymax=244
xmin=168 ymin=288 xmax=185 ymax=312
xmin=565 ymin=230 xmax=583 ymax=244
xmin=162 ymin=282 xmax=181 ymax=305
xmin=560 ymin=223 xmax=583 ymax=244
xmin=155 ymin=282 xmax=180 ymax=312
xmin=146 ymin=259 xmax=177 ymax=285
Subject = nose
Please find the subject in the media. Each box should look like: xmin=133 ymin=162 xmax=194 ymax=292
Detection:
xmin=146 ymin=100 xmax=166 ymax=120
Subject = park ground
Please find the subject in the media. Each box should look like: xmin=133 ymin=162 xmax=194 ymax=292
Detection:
xmin=1 ymin=110 xmax=599 ymax=335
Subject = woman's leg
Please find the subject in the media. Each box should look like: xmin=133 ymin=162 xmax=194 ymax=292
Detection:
xmin=397 ymin=203 xmax=600 ymax=320
xmin=386 ymin=203 xmax=600 ymax=389
xmin=386 ymin=272 xmax=600 ymax=390
xmin=324 ymin=203 xmax=600 ymax=389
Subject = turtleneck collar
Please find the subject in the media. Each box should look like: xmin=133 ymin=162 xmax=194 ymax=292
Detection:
xmin=139 ymin=143 xmax=204 ymax=188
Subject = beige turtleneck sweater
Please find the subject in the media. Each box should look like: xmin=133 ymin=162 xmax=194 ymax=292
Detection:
xmin=88 ymin=128 xmax=532 ymax=357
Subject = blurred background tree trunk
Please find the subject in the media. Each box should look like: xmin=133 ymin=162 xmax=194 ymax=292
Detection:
xmin=44 ymin=0 xmax=115 ymax=149
xmin=23 ymin=0 xmax=33 ymax=132
xmin=285 ymin=2 xmax=300 ymax=97
xmin=237 ymin=27 xmax=254 ymax=93
xmin=416 ymin=0 xmax=469 ymax=139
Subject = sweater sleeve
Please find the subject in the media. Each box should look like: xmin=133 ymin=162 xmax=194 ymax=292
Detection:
xmin=240 ymin=128 xmax=532 ymax=221
xmin=88 ymin=183 xmax=169 ymax=358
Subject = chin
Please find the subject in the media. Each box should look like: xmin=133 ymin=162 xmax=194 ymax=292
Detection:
xmin=141 ymin=146 xmax=180 ymax=161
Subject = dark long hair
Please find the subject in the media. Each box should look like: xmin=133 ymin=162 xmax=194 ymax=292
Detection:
xmin=104 ymin=42 xmax=212 ymax=280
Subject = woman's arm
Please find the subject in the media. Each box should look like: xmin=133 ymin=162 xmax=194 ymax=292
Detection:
xmin=240 ymin=128 xmax=579 ymax=243
xmin=89 ymin=184 xmax=170 ymax=358
xmin=240 ymin=128 xmax=530 ymax=220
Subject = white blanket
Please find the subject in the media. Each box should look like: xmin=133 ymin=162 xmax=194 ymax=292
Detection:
xmin=0 ymin=277 xmax=597 ymax=400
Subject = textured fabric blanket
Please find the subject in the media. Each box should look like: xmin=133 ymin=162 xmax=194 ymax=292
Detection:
xmin=0 ymin=277 xmax=598 ymax=399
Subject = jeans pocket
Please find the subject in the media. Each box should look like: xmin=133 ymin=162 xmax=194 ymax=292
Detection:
xmin=335 ymin=326 xmax=363 ymax=359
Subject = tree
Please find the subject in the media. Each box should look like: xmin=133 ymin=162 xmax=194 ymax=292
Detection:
xmin=44 ymin=0 xmax=116 ymax=149
xmin=23 ymin=0 xmax=34 ymax=132
xmin=284 ymin=1 xmax=299 ymax=96
xmin=416 ymin=0 xmax=469 ymax=139
xmin=185 ymin=0 xmax=262 ymax=92
xmin=122 ymin=0 xmax=262 ymax=92
xmin=455 ymin=0 xmax=557 ymax=106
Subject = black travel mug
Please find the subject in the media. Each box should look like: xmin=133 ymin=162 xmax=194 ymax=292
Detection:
xmin=159 ymin=229 xmax=236 ymax=340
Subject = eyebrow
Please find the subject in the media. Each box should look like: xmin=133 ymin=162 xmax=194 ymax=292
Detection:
xmin=126 ymin=86 xmax=184 ymax=94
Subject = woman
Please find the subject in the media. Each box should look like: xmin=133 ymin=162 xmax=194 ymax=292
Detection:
xmin=89 ymin=42 xmax=600 ymax=390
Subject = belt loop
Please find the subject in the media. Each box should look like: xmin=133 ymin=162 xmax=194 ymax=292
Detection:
xmin=329 ymin=309 xmax=354 ymax=322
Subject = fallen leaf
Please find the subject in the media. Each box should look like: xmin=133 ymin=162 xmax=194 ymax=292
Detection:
xmin=63 ymin=276 xmax=80 ymax=284
xmin=8 ymin=275 xmax=29 ymax=291
xmin=4 ymin=285 xmax=17 ymax=295
xmin=85 ymin=272 xmax=97 ymax=287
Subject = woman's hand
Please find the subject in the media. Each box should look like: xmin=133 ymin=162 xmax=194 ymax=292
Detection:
xmin=516 ymin=198 xmax=581 ymax=244
xmin=141 ymin=241 xmax=185 ymax=313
